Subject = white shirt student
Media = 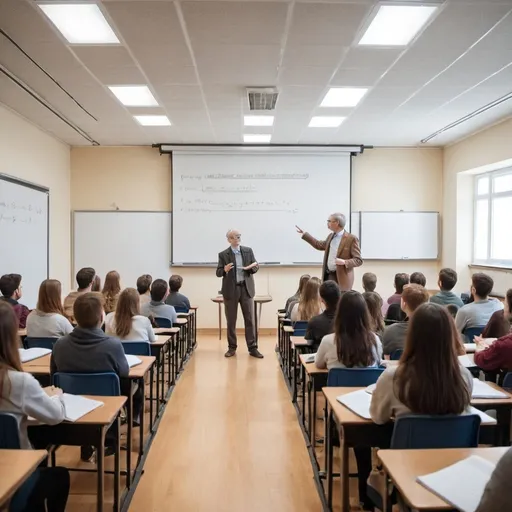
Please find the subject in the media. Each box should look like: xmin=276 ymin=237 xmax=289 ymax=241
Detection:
xmin=105 ymin=313 xmax=156 ymax=342
xmin=26 ymin=310 xmax=73 ymax=338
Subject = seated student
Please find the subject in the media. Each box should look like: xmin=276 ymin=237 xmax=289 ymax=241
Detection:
xmin=382 ymin=273 xmax=409 ymax=316
xmin=105 ymin=288 xmax=156 ymax=342
xmin=91 ymin=275 xmax=101 ymax=292
xmin=102 ymin=270 xmax=121 ymax=314
xmin=140 ymin=279 xmax=177 ymax=325
xmin=382 ymin=284 xmax=429 ymax=357
xmin=371 ymin=303 xmax=473 ymax=422
xmin=446 ymin=303 xmax=460 ymax=319
xmin=305 ymin=281 xmax=340 ymax=349
xmin=285 ymin=274 xmax=310 ymax=317
xmin=26 ymin=279 xmax=73 ymax=338
xmin=430 ymin=268 xmax=464 ymax=308
xmin=290 ymin=277 xmax=322 ymax=322
xmin=473 ymin=327 xmax=512 ymax=373
xmin=51 ymin=293 xmax=130 ymax=459
xmin=0 ymin=301 xmax=70 ymax=511
xmin=363 ymin=291 xmax=385 ymax=337
xmin=410 ymin=271 xmax=426 ymax=287
xmin=362 ymin=272 xmax=377 ymax=293
xmin=480 ymin=288 xmax=512 ymax=339
xmin=136 ymin=274 xmax=152 ymax=307
xmin=64 ymin=267 xmax=95 ymax=318
xmin=455 ymin=273 xmax=504 ymax=334
xmin=0 ymin=273 xmax=30 ymax=329
xmin=165 ymin=275 xmax=191 ymax=311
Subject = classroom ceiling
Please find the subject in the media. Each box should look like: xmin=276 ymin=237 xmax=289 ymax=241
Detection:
xmin=1 ymin=0 xmax=512 ymax=147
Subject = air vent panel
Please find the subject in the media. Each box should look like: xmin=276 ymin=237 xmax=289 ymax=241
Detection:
xmin=247 ymin=87 xmax=278 ymax=111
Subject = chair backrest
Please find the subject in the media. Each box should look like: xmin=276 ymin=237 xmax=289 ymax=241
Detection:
xmin=391 ymin=414 xmax=481 ymax=449
xmin=24 ymin=337 xmax=57 ymax=350
xmin=327 ymin=367 xmax=384 ymax=387
xmin=503 ymin=372 xmax=512 ymax=388
xmin=293 ymin=320 xmax=308 ymax=336
xmin=155 ymin=317 xmax=172 ymax=328
xmin=463 ymin=326 xmax=485 ymax=343
xmin=174 ymin=305 xmax=189 ymax=314
xmin=53 ymin=372 xmax=120 ymax=396
xmin=122 ymin=341 xmax=151 ymax=356
xmin=386 ymin=303 xmax=406 ymax=322
xmin=0 ymin=413 xmax=21 ymax=449
xmin=390 ymin=349 xmax=403 ymax=361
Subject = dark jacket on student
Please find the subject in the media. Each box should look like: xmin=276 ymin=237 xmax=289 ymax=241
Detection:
xmin=1 ymin=297 xmax=30 ymax=329
xmin=165 ymin=292 xmax=190 ymax=311
xmin=474 ymin=333 xmax=512 ymax=373
xmin=50 ymin=327 xmax=129 ymax=377
xmin=305 ymin=309 xmax=336 ymax=349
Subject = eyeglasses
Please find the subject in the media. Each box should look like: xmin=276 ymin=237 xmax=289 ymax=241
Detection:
xmin=234 ymin=234 xmax=242 ymax=239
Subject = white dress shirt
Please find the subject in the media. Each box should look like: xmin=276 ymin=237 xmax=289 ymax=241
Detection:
xmin=327 ymin=230 xmax=344 ymax=272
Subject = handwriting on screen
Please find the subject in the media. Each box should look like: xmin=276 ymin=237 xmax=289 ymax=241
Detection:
xmin=179 ymin=173 xmax=308 ymax=213
xmin=0 ymin=201 xmax=44 ymax=224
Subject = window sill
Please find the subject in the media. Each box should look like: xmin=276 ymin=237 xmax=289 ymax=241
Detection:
xmin=469 ymin=264 xmax=512 ymax=272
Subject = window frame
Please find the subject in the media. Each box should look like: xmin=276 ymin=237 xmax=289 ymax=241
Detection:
xmin=473 ymin=167 xmax=512 ymax=268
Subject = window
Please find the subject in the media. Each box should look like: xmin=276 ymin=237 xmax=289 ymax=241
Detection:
xmin=474 ymin=168 xmax=512 ymax=266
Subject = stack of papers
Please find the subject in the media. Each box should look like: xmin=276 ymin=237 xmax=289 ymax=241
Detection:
xmin=19 ymin=347 xmax=51 ymax=363
xmin=125 ymin=355 xmax=142 ymax=368
xmin=458 ymin=355 xmax=476 ymax=368
xmin=417 ymin=455 xmax=497 ymax=512
xmin=303 ymin=354 xmax=316 ymax=364
xmin=336 ymin=390 xmax=372 ymax=419
xmin=468 ymin=406 xmax=497 ymax=425
xmin=471 ymin=379 xmax=509 ymax=399
xmin=464 ymin=343 xmax=477 ymax=353
xmin=50 ymin=393 xmax=103 ymax=422
xmin=365 ymin=383 xmax=376 ymax=395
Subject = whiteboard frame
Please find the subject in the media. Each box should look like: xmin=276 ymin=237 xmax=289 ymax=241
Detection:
xmin=0 ymin=173 xmax=50 ymax=278
xmin=358 ymin=211 xmax=440 ymax=261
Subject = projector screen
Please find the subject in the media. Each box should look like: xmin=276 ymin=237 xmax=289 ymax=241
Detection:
xmin=172 ymin=150 xmax=352 ymax=264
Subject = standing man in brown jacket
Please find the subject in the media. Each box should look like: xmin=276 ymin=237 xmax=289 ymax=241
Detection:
xmin=296 ymin=212 xmax=363 ymax=291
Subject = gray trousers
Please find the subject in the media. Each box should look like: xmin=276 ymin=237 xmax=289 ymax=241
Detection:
xmin=224 ymin=284 xmax=256 ymax=351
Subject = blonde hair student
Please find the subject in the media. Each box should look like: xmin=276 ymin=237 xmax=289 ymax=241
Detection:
xmin=290 ymin=277 xmax=322 ymax=322
xmin=102 ymin=270 xmax=121 ymax=314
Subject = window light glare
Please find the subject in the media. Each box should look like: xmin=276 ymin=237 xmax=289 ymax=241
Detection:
xmin=134 ymin=115 xmax=171 ymax=126
xmin=38 ymin=3 xmax=120 ymax=44
xmin=243 ymin=134 xmax=271 ymax=143
xmin=309 ymin=116 xmax=346 ymax=128
xmin=320 ymin=88 xmax=368 ymax=108
xmin=359 ymin=5 xmax=438 ymax=46
xmin=109 ymin=86 xmax=159 ymax=107
xmin=244 ymin=116 xmax=274 ymax=127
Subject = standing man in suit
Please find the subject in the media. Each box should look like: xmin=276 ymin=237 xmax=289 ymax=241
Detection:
xmin=296 ymin=212 xmax=363 ymax=291
xmin=216 ymin=229 xmax=264 ymax=359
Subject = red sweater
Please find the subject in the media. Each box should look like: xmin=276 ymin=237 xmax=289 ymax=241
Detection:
xmin=474 ymin=334 xmax=512 ymax=372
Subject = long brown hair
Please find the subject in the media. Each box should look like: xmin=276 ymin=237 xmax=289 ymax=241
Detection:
xmin=102 ymin=271 xmax=121 ymax=312
xmin=91 ymin=275 xmax=101 ymax=292
xmin=297 ymin=277 xmax=322 ymax=321
xmin=334 ymin=291 xmax=378 ymax=367
xmin=37 ymin=279 xmax=65 ymax=316
xmin=363 ymin=292 xmax=384 ymax=334
xmin=0 ymin=301 xmax=23 ymax=398
xmin=114 ymin=288 xmax=140 ymax=338
xmin=395 ymin=303 xmax=470 ymax=415
xmin=296 ymin=274 xmax=311 ymax=296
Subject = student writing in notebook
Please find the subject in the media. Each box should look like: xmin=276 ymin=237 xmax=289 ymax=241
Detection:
xmin=102 ymin=270 xmax=121 ymax=314
xmin=0 ymin=273 xmax=30 ymax=329
xmin=0 ymin=301 xmax=70 ymax=511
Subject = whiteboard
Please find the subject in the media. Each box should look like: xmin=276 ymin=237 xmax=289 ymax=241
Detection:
xmin=357 ymin=211 xmax=439 ymax=260
xmin=0 ymin=175 xmax=49 ymax=309
xmin=73 ymin=211 xmax=172 ymax=291
xmin=172 ymin=150 xmax=352 ymax=264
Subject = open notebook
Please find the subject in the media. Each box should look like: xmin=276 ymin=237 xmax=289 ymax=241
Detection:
xmin=417 ymin=455 xmax=497 ymax=512
xmin=125 ymin=355 xmax=142 ymax=368
xmin=19 ymin=347 xmax=51 ymax=363
xmin=35 ymin=394 xmax=105 ymax=422
xmin=303 ymin=353 xmax=316 ymax=364
xmin=472 ymin=379 xmax=509 ymax=399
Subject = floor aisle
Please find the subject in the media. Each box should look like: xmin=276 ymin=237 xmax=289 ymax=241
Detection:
xmin=129 ymin=334 xmax=322 ymax=511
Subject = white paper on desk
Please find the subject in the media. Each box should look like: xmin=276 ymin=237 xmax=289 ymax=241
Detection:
xmin=304 ymin=353 xmax=316 ymax=363
xmin=468 ymin=406 xmax=497 ymax=425
xmin=471 ymin=379 xmax=509 ymax=399
xmin=336 ymin=390 xmax=372 ymax=419
xmin=417 ymin=455 xmax=496 ymax=512
xmin=365 ymin=383 xmax=376 ymax=395
xmin=125 ymin=355 xmax=142 ymax=368
xmin=19 ymin=347 xmax=51 ymax=363
xmin=51 ymin=394 xmax=103 ymax=422
xmin=464 ymin=343 xmax=477 ymax=353
xmin=458 ymin=355 xmax=476 ymax=368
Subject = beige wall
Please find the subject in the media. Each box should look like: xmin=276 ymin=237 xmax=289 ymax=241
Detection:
xmin=70 ymin=146 xmax=443 ymax=328
xmin=0 ymin=105 xmax=71 ymax=290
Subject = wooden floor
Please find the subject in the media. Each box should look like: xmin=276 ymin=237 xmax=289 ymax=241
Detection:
xmin=129 ymin=334 xmax=321 ymax=511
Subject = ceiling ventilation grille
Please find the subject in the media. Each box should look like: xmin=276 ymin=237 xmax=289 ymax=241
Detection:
xmin=247 ymin=87 xmax=278 ymax=111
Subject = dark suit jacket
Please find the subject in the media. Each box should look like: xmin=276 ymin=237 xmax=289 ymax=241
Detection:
xmin=302 ymin=231 xmax=362 ymax=291
xmin=216 ymin=246 xmax=258 ymax=300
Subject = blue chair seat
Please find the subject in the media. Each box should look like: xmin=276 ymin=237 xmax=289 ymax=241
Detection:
xmin=24 ymin=337 xmax=58 ymax=350
xmin=292 ymin=320 xmax=308 ymax=337
xmin=53 ymin=372 xmax=120 ymax=396
xmin=122 ymin=341 xmax=151 ymax=356
xmin=154 ymin=317 xmax=172 ymax=328
xmin=463 ymin=326 xmax=485 ymax=343
xmin=327 ymin=367 xmax=384 ymax=387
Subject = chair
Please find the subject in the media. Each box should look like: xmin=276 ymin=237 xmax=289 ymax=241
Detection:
xmin=390 ymin=349 xmax=403 ymax=361
xmin=463 ymin=326 xmax=485 ymax=343
xmin=503 ymin=372 xmax=512 ymax=388
xmin=53 ymin=372 xmax=120 ymax=396
xmin=292 ymin=320 xmax=308 ymax=337
xmin=391 ymin=414 xmax=481 ymax=449
xmin=174 ymin=306 xmax=189 ymax=314
xmin=122 ymin=341 xmax=151 ymax=356
xmin=0 ymin=412 xmax=21 ymax=449
xmin=24 ymin=337 xmax=57 ymax=350
xmin=155 ymin=317 xmax=172 ymax=328
xmin=386 ymin=303 xmax=406 ymax=323
xmin=327 ymin=367 xmax=384 ymax=387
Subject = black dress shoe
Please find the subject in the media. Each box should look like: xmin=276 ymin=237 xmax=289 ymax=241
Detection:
xmin=225 ymin=349 xmax=236 ymax=358
xmin=249 ymin=349 xmax=264 ymax=359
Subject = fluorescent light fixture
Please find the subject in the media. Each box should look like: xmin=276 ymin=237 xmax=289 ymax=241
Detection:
xmin=244 ymin=115 xmax=274 ymax=127
xmin=359 ymin=5 xmax=437 ymax=46
xmin=109 ymin=86 xmax=158 ymax=107
xmin=38 ymin=3 xmax=119 ymax=44
xmin=243 ymin=134 xmax=271 ymax=143
xmin=320 ymin=88 xmax=368 ymax=108
xmin=134 ymin=115 xmax=171 ymax=126
xmin=309 ymin=116 xmax=346 ymax=128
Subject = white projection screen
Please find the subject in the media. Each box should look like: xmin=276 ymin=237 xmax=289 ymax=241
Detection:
xmin=171 ymin=150 xmax=352 ymax=264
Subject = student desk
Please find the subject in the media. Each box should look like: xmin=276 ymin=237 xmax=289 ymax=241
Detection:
xmin=28 ymin=395 xmax=126 ymax=512
xmin=154 ymin=328 xmax=180 ymax=389
xmin=290 ymin=336 xmax=309 ymax=402
xmin=378 ymin=447 xmax=508 ymax=511
xmin=0 ymin=449 xmax=47 ymax=508
xmin=18 ymin=328 xmax=27 ymax=337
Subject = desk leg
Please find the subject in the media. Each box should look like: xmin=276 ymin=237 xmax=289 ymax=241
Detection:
xmin=307 ymin=379 xmax=313 ymax=442
xmin=168 ymin=338 xmax=172 ymax=387
xmin=218 ymin=303 xmax=222 ymax=340
xmin=312 ymin=388 xmax=317 ymax=447
xmin=301 ymin=364 xmax=306 ymax=426
xmin=126 ymin=390 xmax=133 ymax=488
xmin=113 ymin=416 xmax=120 ymax=512
xmin=327 ymin=409 xmax=334 ymax=510
xmin=139 ymin=377 xmax=145 ymax=462
xmin=97 ymin=427 xmax=106 ymax=512
xmin=341 ymin=436 xmax=350 ymax=512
